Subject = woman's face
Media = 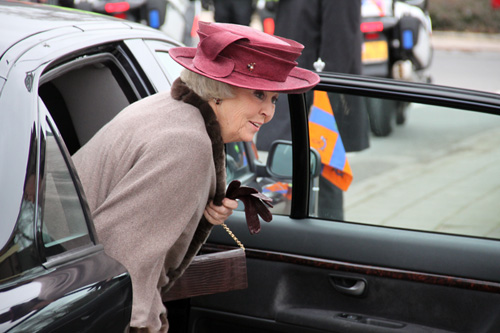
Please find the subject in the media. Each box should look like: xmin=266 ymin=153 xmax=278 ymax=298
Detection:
xmin=212 ymin=87 xmax=278 ymax=143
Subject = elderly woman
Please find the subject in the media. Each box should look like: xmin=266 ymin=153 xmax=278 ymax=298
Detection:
xmin=72 ymin=22 xmax=319 ymax=332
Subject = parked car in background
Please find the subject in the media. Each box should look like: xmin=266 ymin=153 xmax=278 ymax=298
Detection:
xmin=254 ymin=0 xmax=433 ymax=137
xmin=361 ymin=0 xmax=433 ymax=136
xmin=2 ymin=1 xmax=500 ymax=332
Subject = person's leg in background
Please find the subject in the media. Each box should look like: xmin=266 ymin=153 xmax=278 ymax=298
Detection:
xmin=213 ymin=0 xmax=253 ymax=25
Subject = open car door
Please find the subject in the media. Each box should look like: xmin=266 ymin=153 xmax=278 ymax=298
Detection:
xmin=168 ymin=73 xmax=500 ymax=333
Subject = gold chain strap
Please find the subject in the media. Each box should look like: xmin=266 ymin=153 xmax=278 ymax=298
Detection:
xmin=221 ymin=223 xmax=245 ymax=250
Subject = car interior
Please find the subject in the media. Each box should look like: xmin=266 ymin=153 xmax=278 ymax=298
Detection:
xmin=39 ymin=53 xmax=139 ymax=155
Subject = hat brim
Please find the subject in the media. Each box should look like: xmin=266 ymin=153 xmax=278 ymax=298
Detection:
xmin=169 ymin=47 xmax=320 ymax=94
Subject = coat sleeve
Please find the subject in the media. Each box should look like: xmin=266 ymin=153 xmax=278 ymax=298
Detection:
xmin=91 ymin=126 xmax=215 ymax=331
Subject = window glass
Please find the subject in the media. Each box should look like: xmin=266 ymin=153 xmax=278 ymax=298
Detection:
xmin=258 ymin=146 xmax=293 ymax=217
xmin=254 ymin=96 xmax=295 ymax=216
xmin=0 ymin=129 xmax=39 ymax=281
xmin=40 ymin=56 xmax=135 ymax=155
xmin=310 ymin=89 xmax=500 ymax=239
xmin=226 ymin=142 xmax=251 ymax=183
xmin=41 ymin=119 xmax=92 ymax=257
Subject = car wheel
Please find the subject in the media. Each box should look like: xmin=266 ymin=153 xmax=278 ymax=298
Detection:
xmin=396 ymin=101 xmax=410 ymax=125
xmin=367 ymin=98 xmax=396 ymax=137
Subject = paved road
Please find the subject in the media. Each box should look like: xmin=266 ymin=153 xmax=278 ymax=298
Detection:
xmin=430 ymin=31 xmax=500 ymax=93
xmin=345 ymin=104 xmax=500 ymax=239
xmin=345 ymin=32 xmax=500 ymax=239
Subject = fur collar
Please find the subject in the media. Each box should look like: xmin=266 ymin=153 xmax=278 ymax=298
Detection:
xmin=163 ymin=78 xmax=227 ymax=292
xmin=170 ymin=78 xmax=226 ymax=205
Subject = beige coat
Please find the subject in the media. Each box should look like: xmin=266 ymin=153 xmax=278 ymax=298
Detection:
xmin=72 ymin=79 xmax=226 ymax=332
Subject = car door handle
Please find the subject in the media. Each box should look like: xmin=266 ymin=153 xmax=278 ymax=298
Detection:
xmin=329 ymin=274 xmax=367 ymax=296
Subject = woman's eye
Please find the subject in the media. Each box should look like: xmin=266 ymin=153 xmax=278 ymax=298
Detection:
xmin=254 ymin=91 xmax=265 ymax=100
xmin=271 ymin=96 xmax=279 ymax=105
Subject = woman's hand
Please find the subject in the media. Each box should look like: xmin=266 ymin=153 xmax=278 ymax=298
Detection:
xmin=204 ymin=198 xmax=239 ymax=225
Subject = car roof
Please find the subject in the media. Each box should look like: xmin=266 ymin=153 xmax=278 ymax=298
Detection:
xmin=0 ymin=0 xmax=181 ymax=247
xmin=0 ymin=0 xmax=154 ymax=58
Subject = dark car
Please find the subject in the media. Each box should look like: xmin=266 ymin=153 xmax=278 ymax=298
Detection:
xmin=2 ymin=1 xmax=500 ymax=333
xmin=0 ymin=1 xmax=183 ymax=331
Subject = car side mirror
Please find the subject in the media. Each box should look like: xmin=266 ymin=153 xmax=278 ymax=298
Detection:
xmin=266 ymin=140 xmax=321 ymax=180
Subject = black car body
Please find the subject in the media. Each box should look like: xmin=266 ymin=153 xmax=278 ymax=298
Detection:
xmin=2 ymin=1 xmax=500 ymax=332
xmin=0 ymin=2 xmax=183 ymax=331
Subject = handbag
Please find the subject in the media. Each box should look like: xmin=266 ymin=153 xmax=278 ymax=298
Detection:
xmin=162 ymin=224 xmax=247 ymax=302
xmin=162 ymin=180 xmax=273 ymax=302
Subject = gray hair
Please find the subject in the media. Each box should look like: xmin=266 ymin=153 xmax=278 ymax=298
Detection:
xmin=180 ymin=69 xmax=235 ymax=101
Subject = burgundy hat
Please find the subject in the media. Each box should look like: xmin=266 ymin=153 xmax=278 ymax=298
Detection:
xmin=169 ymin=21 xmax=320 ymax=94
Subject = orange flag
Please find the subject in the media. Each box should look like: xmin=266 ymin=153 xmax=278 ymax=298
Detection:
xmin=309 ymin=91 xmax=353 ymax=191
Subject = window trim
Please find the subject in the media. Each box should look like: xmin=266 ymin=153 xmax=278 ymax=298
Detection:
xmin=316 ymin=73 xmax=500 ymax=115
xmin=289 ymin=93 xmax=312 ymax=219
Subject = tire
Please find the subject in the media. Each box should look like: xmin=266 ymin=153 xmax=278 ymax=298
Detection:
xmin=396 ymin=101 xmax=410 ymax=125
xmin=367 ymin=98 xmax=396 ymax=137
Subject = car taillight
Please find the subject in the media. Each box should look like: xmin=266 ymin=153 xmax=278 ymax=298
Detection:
xmin=191 ymin=15 xmax=199 ymax=37
xmin=104 ymin=2 xmax=130 ymax=14
xmin=360 ymin=21 xmax=384 ymax=33
xmin=364 ymin=32 xmax=380 ymax=40
xmin=263 ymin=17 xmax=275 ymax=35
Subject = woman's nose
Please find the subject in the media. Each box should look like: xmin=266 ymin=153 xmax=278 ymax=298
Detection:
xmin=260 ymin=101 xmax=275 ymax=122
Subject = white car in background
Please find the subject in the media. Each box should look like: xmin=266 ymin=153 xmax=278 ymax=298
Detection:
xmin=362 ymin=0 xmax=433 ymax=136
xmin=71 ymin=0 xmax=202 ymax=46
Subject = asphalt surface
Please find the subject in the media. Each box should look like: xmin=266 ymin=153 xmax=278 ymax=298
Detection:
xmin=346 ymin=31 xmax=500 ymax=239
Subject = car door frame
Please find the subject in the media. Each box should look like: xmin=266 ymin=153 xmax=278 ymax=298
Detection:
xmin=189 ymin=73 xmax=500 ymax=333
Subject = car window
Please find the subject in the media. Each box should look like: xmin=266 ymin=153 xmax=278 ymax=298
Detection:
xmin=249 ymin=87 xmax=500 ymax=240
xmin=0 ymin=128 xmax=39 ymax=282
xmin=41 ymin=113 xmax=93 ymax=257
xmin=0 ymin=104 xmax=95 ymax=281
xmin=39 ymin=51 xmax=143 ymax=155
xmin=310 ymin=88 xmax=500 ymax=239
xmin=226 ymin=142 xmax=252 ymax=183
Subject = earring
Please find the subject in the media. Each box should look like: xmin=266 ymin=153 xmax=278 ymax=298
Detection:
xmin=214 ymin=98 xmax=221 ymax=105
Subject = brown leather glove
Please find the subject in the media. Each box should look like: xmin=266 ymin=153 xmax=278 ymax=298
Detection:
xmin=225 ymin=180 xmax=273 ymax=235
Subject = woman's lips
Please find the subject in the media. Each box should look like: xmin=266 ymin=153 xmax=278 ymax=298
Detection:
xmin=250 ymin=121 xmax=261 ymax=130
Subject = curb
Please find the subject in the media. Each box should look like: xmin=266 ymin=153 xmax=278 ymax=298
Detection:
xmin=431 ymin=31 xmax=500 ymax=53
